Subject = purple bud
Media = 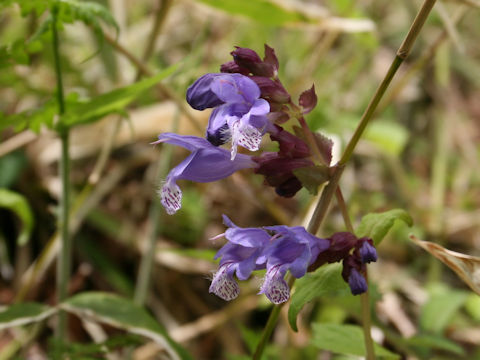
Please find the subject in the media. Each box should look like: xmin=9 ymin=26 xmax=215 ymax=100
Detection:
xmin=358 ymin=239 xmax=378 ymax=264
xmin=347 ymin=268 xmax=368 ymax=295
xmin=251 ymin=76 xmax=290 ymax=104
xmin=270 ymin=126 xmax=311 ymax=158
xmin=311 ymin=232 xmax=357 ymax=268
xmin=186 ymin=73 xmax=224 ymax=110
xmin=254 ymin=153 xmax=313 ymax=175
xmin=231 ymin=47 xmax=274 ymax=77
xmin=298 ymin=84 xmax=318 ymax=114
xmin=274 ymin=176 xmax=303 ymax=197
xmin=232 ymin=46 xmax=262 ymax=63
xmin=220 ymin=61 xmax=250 ymax=75
xmin=254 ymin=153 xmax=312 ymax=198
xmin=263 ymin=44 xmax=279 ymax=73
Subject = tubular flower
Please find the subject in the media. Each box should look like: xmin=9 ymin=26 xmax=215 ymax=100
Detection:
xmin=210 ymin=217 xmax=329 ymax=304
xmin=153 ymin=134 xmax=256 ymax=215
xmin=209 ymin=215 xmax=271 ymax=301
xmin=186 ymin=73 xmax=271 ymax=160
xmin=260 ymin=226 xmax=329 ymax=304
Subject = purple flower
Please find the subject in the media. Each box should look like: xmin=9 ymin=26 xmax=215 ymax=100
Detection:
xmin=342 ymin=255 xmax=369 ymax=295
xmin=186 ymin=73 xmax=271 ymax=160
xmin=347 ymin=268 xmax=368 ymax=295
xmin=259 ymin=226 xmax=329 ymax=304
xmin=358 ymin=238 xmax=378 ymax=264
xmin=153 ymin=134 xmax=256 ymax=215
xmin=209 ymin=215 xmax=271 ymax=301
xmin=209 ymin=216 xmax=329 ymax=304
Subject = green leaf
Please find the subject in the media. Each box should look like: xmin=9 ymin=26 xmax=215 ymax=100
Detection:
xmin=0 ymin=303 xmax=56 ymax=330
xmin=0 ymin=188 xmax=34 ymax=245
xmin=420 ymin=288 xmax=468 ymax=334
xmin=61 ymin=65 xmax=178 ymax=128
xmin=293 ymin=165 xmax=329 ymax=196
xmin=62 ymin=292 xmax=192 ymax=360
xmin=288 ymin=264 xmax=348 ymax=331
xmin=356 ymin=209 xmax=413 ymax=245
xmin=2 ymin=0 xmax=53 ymax=16
xmin=311 ymin=323 xmax=400 ymax=359
xmin=364 ymin=121 xmax=409 ymax=156
xmin=406 ymin=334 xmax=465 ymax=356
xmin=465 ymin=294 xmax=480 ymax=321
xmin=55 ymin=0 xmax=119 ymax=50
xmin=0 ymin=99 xmax=57 ymax=133
xmin=197 ymin=0 xmax=309 ymax=26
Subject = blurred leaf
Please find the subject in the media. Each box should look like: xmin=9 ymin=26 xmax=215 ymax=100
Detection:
xmin=406 ymin=334 xmax=465 ymax=355
xmin=1 ymin=0 xmax=52 ymax=16
xmin=288 ymin=263 xmax=348 ymax=331
xmin=62 ymin=292 xmax=192 ymax=360
xmin=311 ymin=323 xmax=400 ymax=358
xmin=162 ymin=188 xmax=208 ymax=245
xmin=2 ymin=0 xmax=118 ymax=33
xmin=197 ymin=0 xmax=309 ymax=26
xmin=0 ymin=152 xmax=28 ymax=188
xmin=465 ymin=294 xmax=480 ymax=321
xmin=237 ymin=324 xmax=260 ymax=353
xmin=10 ymin=40 xmax=29 ymax=65
xmin=364 ymin=120 xmax=409 ymax=156
xmin=61 ymin=65 xmax=178 ymax=128
xmin=0 ymin=303 xmax=56 ymax=330
xmin=169 ymin=248 xmax=217 ymax=262
xmin=420 ymin=287 xmax=467 ymax=333
xmin=0 ymin=188 xmax=34 ymax=245
xmin=77 ymin=236 xmax=134 ymax=296
xmin=56 ymin=0 xmax=119 ymax=34
xmin=356 ymin=209 xmax=413 ymax=245
xmin=411 ymin=235 xmax=480 ymax=296
xmin=0 ymin=99 xmax=57 ymax=133
xmin=293 ymin=165 xmax=329 ymax=196
xmin=48 ymin=334 xmax=144 ymax=359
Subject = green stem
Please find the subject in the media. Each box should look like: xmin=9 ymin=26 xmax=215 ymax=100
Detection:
xmin=361 ymin=288 xmax=375 ymax=360
xmin=252 ymin=0 xmax=437 ymax=358
xmin=334 ymin=188 xmax=353 ymax=232
xmin=52 ymin=9 xmax=65 ymax=115
xmin=252 ymin=275 xmax=295 ymax=360
xmin=52 ymin=6 xmax=71 ymax=339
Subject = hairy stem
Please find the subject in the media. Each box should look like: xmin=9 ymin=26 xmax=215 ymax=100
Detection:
xmin=52 ymin=6 xmax=71 ymax=340
xmin=252 ymin=0 xmax=437 ymax=358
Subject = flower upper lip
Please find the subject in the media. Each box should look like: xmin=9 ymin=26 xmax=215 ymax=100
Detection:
xmin=186 ymin=73 xmax=270 ymax=160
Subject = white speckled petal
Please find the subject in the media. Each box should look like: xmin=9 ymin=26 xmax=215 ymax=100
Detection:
xmin=230 ymin=122 xmax=262 ymax=160
xmin=160 ymin=181 xmax=182 ymax=215
xmin=209 ymin=266 xmax=240 ymax=301
xmin=260 ymin=272 xmax=290 ymax=304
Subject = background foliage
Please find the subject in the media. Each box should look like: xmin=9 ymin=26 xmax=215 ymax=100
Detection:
xmin=1 ymin=0 xmax=480 ymax=358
